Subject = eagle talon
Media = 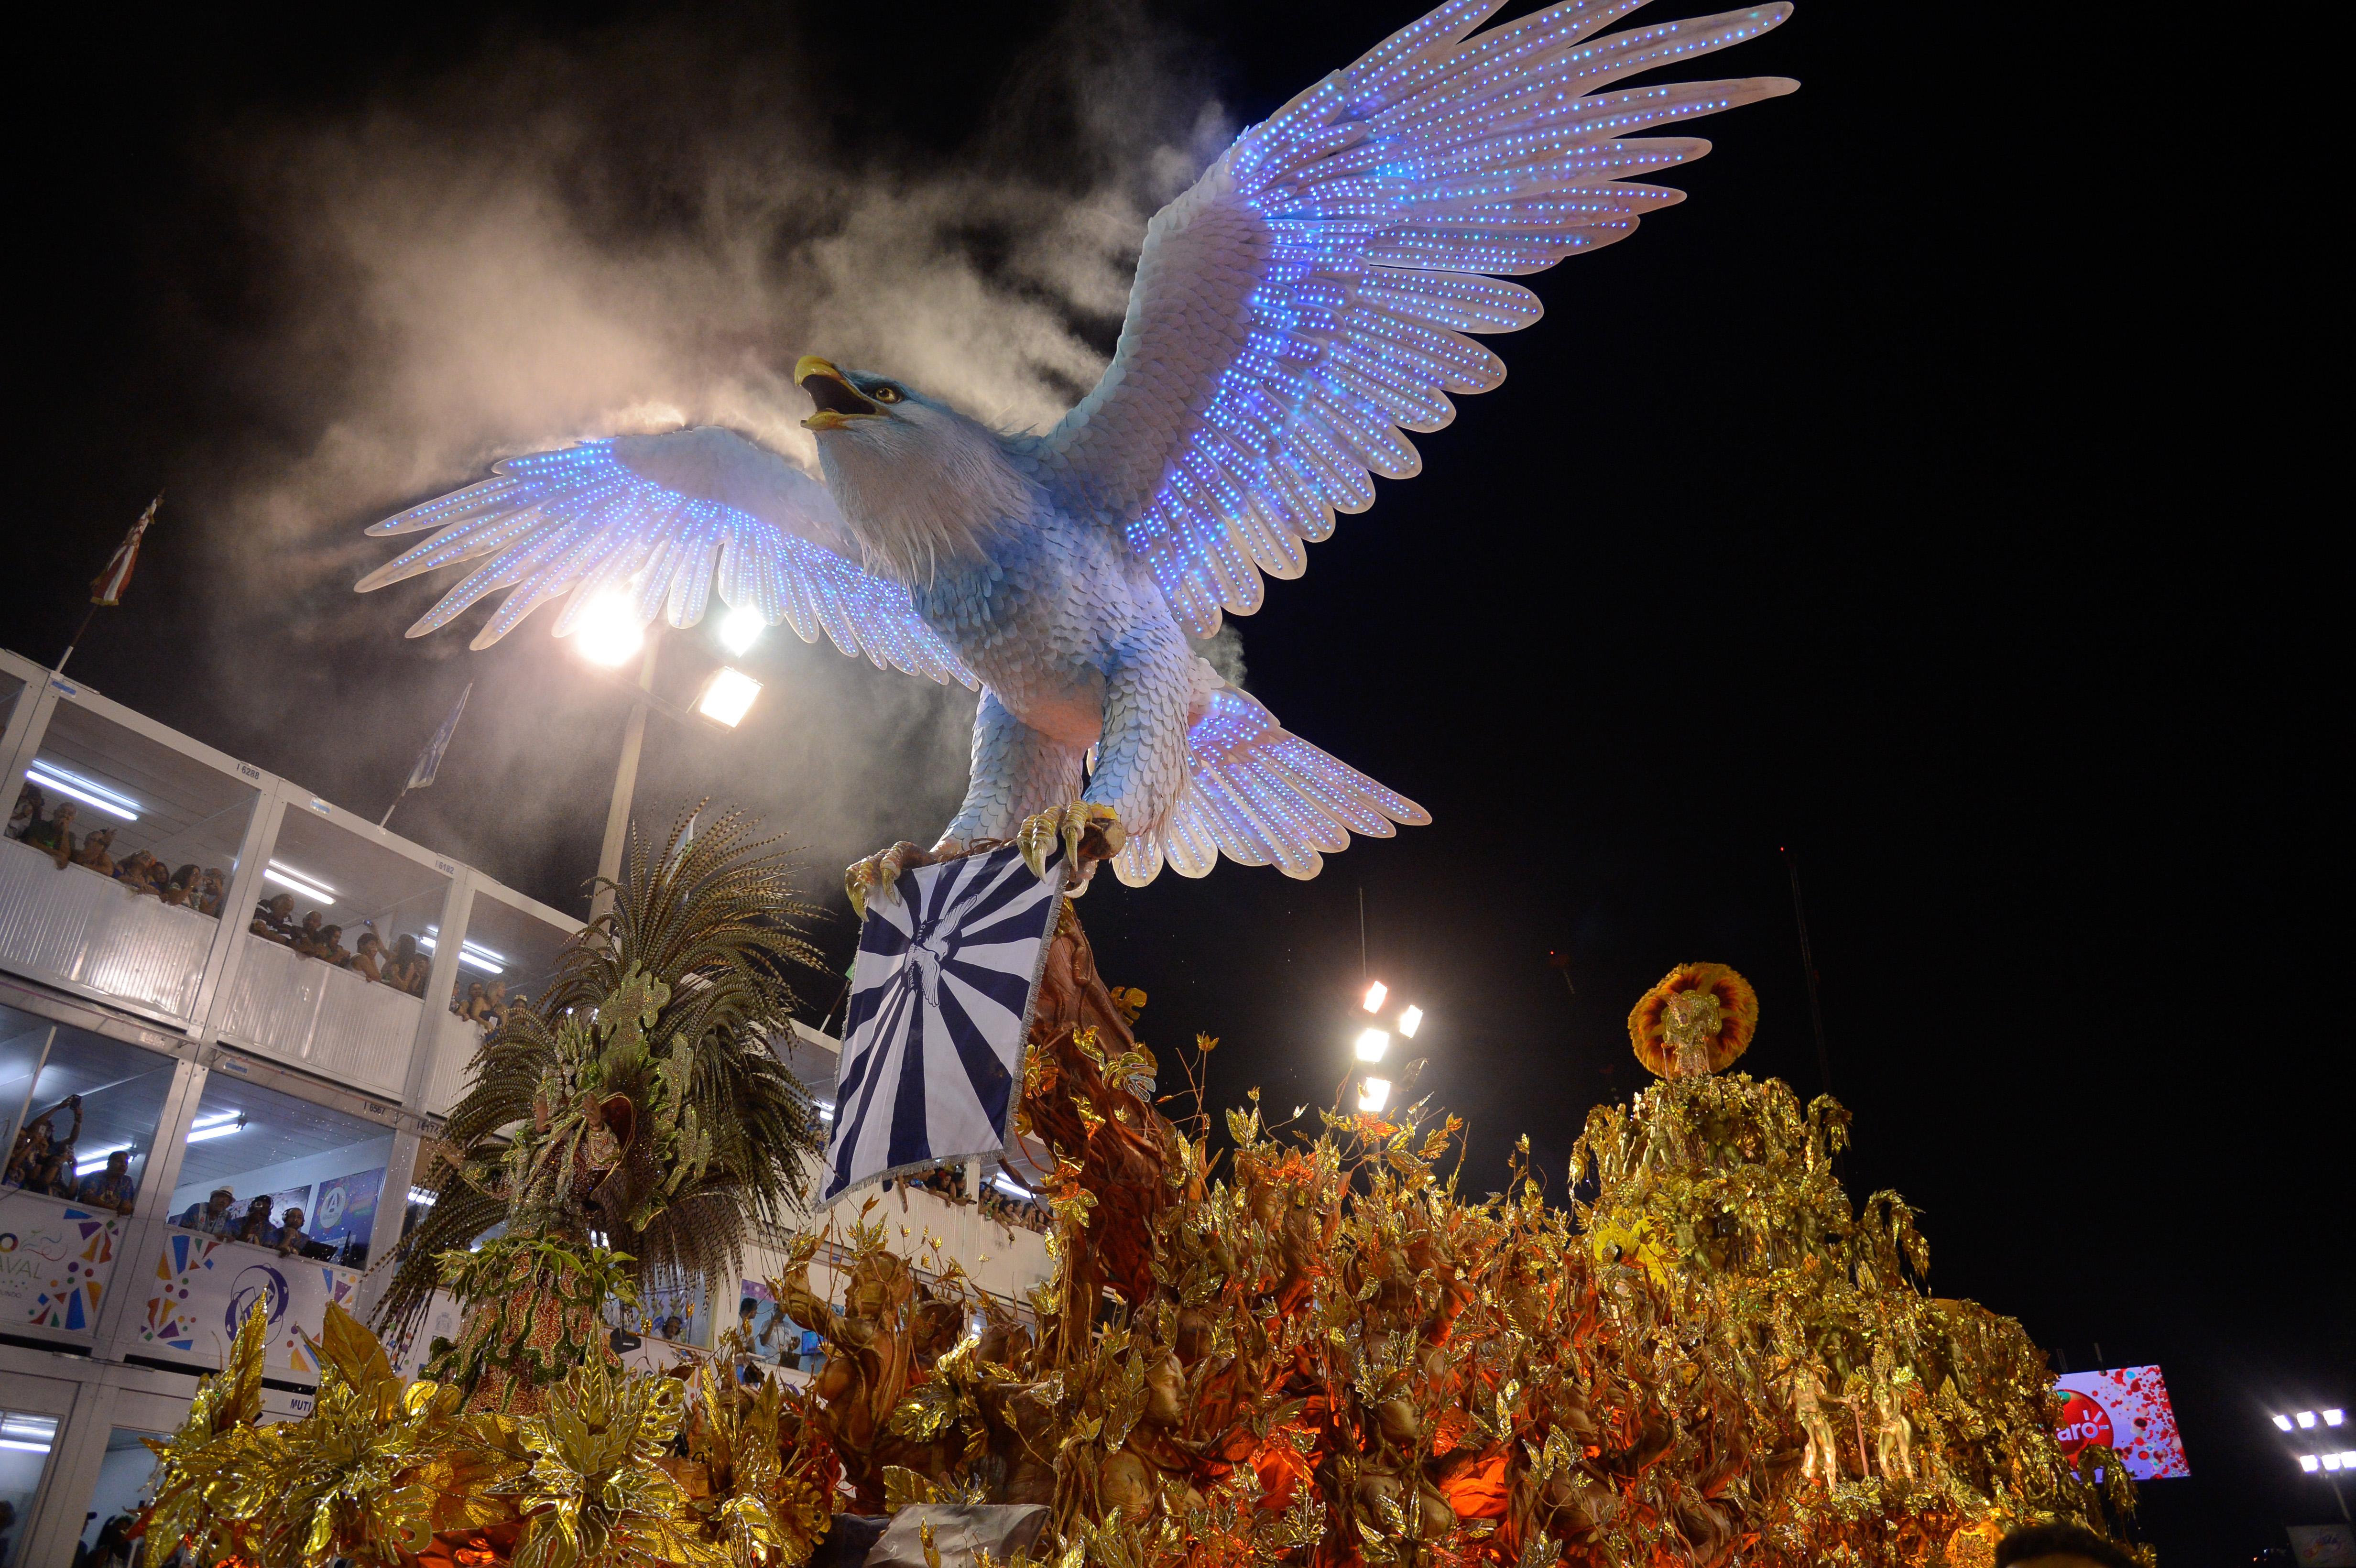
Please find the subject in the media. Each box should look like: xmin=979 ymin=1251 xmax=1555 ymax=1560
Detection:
xmin=845 ymin=840 xmax=931 ymax=920
xmin=1016 ymin=803 xmax=1124 ymax=887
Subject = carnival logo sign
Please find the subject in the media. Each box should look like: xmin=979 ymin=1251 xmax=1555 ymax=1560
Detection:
xmin=226 ymin=1263 xmax=292 ymax=1337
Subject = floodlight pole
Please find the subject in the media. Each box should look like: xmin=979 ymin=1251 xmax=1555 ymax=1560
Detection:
xmin=590 ymin=636 xmax=660 ymax=927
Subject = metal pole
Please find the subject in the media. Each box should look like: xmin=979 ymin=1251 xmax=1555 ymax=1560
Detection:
xmin=589 ymin=636 xmax=659 ymax=926
xmin=4 ymin=1026 xmax=56 ymax=1167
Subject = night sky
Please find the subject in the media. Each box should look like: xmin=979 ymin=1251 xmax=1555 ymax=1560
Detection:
xmin=9 ymin=0 xmax=2337 ymax=1557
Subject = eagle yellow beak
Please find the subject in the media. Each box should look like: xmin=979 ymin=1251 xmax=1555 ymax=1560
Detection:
xmin=796 ymin=355 xmax=882 ymax=431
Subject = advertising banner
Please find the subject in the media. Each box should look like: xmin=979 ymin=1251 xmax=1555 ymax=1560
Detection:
xmin=0 ymin=1188 xmax=125 ymax=1337
xmin=134 ymin=1225 xmax=364 ymax=1380
xmin=2287 ymin=1523 xmax=2356 ymax=1567
xmin=2053 ymin=1365 xmax=2189 ymax=1479
xmin=308 ymin=1166 xmax=385 ymax=1251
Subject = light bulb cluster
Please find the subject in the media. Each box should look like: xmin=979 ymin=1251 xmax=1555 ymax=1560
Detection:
xmin=2272 ymin=1408 xmax=2349 ymax=1476
xmin=1351 ymin=978 xmax=1429 ymax=1117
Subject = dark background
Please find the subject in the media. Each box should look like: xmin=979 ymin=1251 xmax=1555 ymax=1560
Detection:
xmin=8 ymin=0 xmax=2338 ymax=1557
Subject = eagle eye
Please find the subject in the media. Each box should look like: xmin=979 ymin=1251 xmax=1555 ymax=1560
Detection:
xmin=872 ymin=384 xmax=905 ymax=404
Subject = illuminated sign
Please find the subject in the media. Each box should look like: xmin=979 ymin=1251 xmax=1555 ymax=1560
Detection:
xmin=2054 ymin=1365 xmax=2189 ymax=1479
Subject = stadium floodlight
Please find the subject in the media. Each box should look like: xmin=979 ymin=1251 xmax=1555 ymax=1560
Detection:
xmin=1363 ymin=980 xmax=1388 ymax=1012
xmin=1357 ymin=1077 xmax=1392 ymax=1114
xmin=2277 ymin=1414 xmax=2298 ymax=1431
xmin=576 ymin=593 xmax=645 ymax=667
xmin=697 ymin=666 xmax=763 ymax=727
xmin=1355 ymin=1028 xmax=1389 ymax=1063
xmin=2325 ymin=1454 xmax=2347 ymax=1472
xmin=718 ymin=604 xmax=765 ymax=655
xmin=2328 ymin=1410 xmax=2347 ymax=1427
xmin=2299 ymin=1412 xmax=2321 ymax=1429
xmin=2303 ymin=1454 xmax=2323 ymax=1472
xmin=1397 ymin=1004 xmax=1424 ymax=1038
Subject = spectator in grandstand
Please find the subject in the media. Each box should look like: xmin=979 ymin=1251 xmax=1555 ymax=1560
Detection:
xmin=70 ymin=827 xmax=118 ymax=876
xmin=161 ymin=863 xmax=203 ymax=908
xmin=176 ymin=1187 xmax=238 ymax=1235
xmin=33 ymin=1135 xmax=82 ymax=1198
xmin=4 ymin=1095 xmax=80 ymax=1188
xmin=251 ymin=891 xmax=298 ymax=945
xmin=350 ymin=931 xmax=388 ymax=983
xmin=382 ymin=933 xmax=427 ymax=993
xmin=230 ymin=1194 xmax=279 ymax=1245
xmin=198 ymin=866 xmax=228 ymax=917
xmin=6 ymin=782 xmax=40 ymax=839
xmin=20 ymin=801 xmax=77 ymax=867
xmin=485 ymin=979 xmax=513 ymax=1028
xmin=275 ymin=1205 xmax=313 ymax=1256
xmin=74 ymin=1149 xmax=139 ymax=1214
xmin=291 ymin=909 xmax=328 ymax=955
xmin=312 ymin=924 xmax=351 ymax=969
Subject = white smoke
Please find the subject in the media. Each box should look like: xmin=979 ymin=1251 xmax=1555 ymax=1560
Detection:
xmin=166 ymin=3 xmax=1238 ymax=915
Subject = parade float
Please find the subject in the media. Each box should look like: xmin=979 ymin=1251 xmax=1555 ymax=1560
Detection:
xmin=139 ymin=815 xmax=2149 ymax=1567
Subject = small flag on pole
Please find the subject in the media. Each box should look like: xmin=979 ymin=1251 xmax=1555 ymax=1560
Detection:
xmin=89 ymin=494 xmax=161 ymax=607
xmin=406 ymin=684 xmax=473 ymax=791
xmin=381 ymin=684 xmax=472 ymax=828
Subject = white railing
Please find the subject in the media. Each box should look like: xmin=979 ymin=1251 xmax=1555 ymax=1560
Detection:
xmin=425 ymin=1009 xmax=488 ymax=1117
xmin=216 ymin=934 xmax=419 ymax=1097
xmin=0 ymin=839 xmax=217 ymax=1019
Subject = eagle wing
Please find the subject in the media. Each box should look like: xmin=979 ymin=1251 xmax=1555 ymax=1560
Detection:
xmin=356 ymin=426 xmax=977 ymax=688
xmin=1029 ymin=0 xmax=1795 ymax=635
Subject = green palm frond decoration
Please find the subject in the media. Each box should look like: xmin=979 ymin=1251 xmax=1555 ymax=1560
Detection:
xmin=378 ymin=803 xmax=829 ymax=1345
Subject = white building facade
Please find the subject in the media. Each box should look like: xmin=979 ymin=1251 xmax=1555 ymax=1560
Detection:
xmin=0 ymin=647 xmax=1052 ymax=1565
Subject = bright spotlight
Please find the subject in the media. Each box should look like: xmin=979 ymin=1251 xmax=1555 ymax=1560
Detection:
xmin=1357 ymin=1077 xmax=1391 ymax=1114
xmin=1355 ymin=1028 xmax=1389 ymax=1063
xmin=697 ymin=666 xmax=763 ymax=727
xmin=2276 ymin=1414 xmax=2297 ymax=1431
xmin=719 ymin=604 xmax=766 ymax=655
xmin=1363 ymin=980 xmax=1387 ymax=1012
xmin=2299 ymin=1454 xmax=2322 ymax=1472
xmin=2326 ymin=1453 xmax=2347 ymax=1472
xmin=2328 ymin=1410 xmax=2347 ymax=1427
xmin=1397 ymin=1004 xmax=1424 ymax=1038
xmin=2299 ymin=1412 xmax=2319 ymax=1429
xmin=575 ymin=594 xmax=645 ymax=667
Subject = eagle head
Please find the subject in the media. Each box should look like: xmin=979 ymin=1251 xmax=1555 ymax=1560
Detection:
xmin=795 ymin=355 xmax=1037 ymax=586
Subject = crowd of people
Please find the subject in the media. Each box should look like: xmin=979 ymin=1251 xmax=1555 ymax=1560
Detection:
xmin=0 ymin=1096 xmax=141 ymax=1214
xmin=169 ymin=1184 xmax=359 ymax=1264
xmin=9 ymin=784 xmax=230 ymax=915
xmin=893 ymin=1162 xmax=1050 ymax=1234
xmin=978 ymin=1181 xmax=1052 ymax=1234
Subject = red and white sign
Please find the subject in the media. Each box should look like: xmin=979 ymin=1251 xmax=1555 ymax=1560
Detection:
xmin=2053 ymin=1365 xmax=2189 ymax=1479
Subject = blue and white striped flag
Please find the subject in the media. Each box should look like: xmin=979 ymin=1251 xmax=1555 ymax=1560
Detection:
xmin=820 ymin=843 xmax=1064 ymax=1202
xmin=405 ymin=683 xmax=472 ymax=791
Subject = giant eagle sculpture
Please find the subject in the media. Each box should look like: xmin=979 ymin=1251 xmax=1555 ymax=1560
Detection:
xmin=358 ymin=0 xmax=1795 ymax=907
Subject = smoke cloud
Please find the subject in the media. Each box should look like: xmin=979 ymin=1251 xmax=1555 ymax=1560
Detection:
xmin=161 ymin=3 xmax=1238 ymax=931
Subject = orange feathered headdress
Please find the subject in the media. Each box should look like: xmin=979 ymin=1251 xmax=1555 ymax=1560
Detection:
xmin=1627 ymin=962 xmax=1758 ymax=1078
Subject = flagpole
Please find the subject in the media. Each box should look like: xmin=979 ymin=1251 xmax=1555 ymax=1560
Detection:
xmin=51 ymin=606 xmax=100 ymax=678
